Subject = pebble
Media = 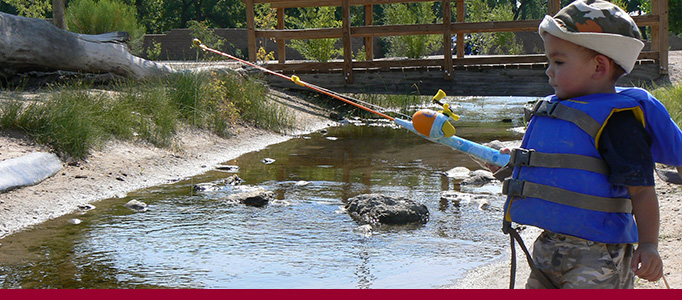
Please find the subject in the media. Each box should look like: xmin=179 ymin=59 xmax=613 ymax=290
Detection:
xmin=124 ymin=199 xmax=148 ymax=212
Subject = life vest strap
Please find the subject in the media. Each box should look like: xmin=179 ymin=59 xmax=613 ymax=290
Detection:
xmin=509 ymin=148 xmax=610 ymax=175
xmin=526 ymin=100 xmax=602 ymax=140
xmin=503 ymin=178 xmax=633 ymax=213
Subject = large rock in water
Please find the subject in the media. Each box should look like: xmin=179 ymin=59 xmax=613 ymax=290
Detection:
xmin=226 ymin=189 xmax=273 ymax=207
xmin=345 ymin=194 xmax=429 ymax=225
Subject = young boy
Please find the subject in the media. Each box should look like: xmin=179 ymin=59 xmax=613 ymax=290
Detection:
xmin=494 ymin=0 xmax=682 ymax=288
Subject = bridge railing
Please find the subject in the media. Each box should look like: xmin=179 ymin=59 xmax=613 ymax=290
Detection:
xmin=242 ymin=0 xmax=669 ymax=83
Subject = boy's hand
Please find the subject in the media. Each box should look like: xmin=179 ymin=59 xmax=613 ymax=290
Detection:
xmin=485 ymin=148 xmax=511 ymax=172
xmin=631 ymin=242 xmax=663 ymax=281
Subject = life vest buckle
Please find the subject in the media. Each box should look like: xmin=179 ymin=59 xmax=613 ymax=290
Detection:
xmin=510 ymin=148 xmax=534 ymax=167
xmin=533 ymin=101 xmax=559 ymax=118
xmin=502 ymin=178 xmax=525 ymax=197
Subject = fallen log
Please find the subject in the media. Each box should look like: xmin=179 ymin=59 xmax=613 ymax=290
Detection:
xmin=0 ymin=12 xmax=174 ymax=80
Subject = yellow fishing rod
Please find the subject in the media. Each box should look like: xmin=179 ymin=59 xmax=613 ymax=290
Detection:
xmin=193 ymin=39 xmax=510 ymax=167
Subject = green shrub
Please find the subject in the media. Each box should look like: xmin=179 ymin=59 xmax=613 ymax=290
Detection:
xmin=212 ymin=72 xmax=294 ymax=132
xmin=146 ymin=41 xmax=163 ymax=61
xmin=287 ymin=7 xmax=343 ymax=62
xmin=382 ymin=2 xmax=441 ymax=59
xmin=188 ymin=20 xmax=227 ymax=61
xmin=463 ymin=0 xmax=524 ymax=55
xmin=66 ymin=0 xmax=146 ymax=54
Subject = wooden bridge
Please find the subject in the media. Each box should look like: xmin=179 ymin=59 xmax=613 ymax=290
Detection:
xmin=242 ymin=0 xmax=671 ymax=97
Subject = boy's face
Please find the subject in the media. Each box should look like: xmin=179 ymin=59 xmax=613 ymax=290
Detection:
xmin=543 ymin=34 xmax=598 ymax=99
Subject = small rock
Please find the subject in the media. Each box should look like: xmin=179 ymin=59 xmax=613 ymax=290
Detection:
xmin=224 ymin=174 xmax=243 ymax=185
xmin=461 ymin=170 xmax=496 ymax=186
xmin=216 ymin=165 xmax=240 ymax=172
xmin=477 ymin=198 xmax=491 ymax=210
xmin=78 ymin=204 xmax=96 ymax=211
xmin=124 ymin=199 xmax=148 ymax=212
xmin=352 ymin=224 xmax=373 ymax=236
xmin=68 ymin=218 xmax=82 ymax=225
xmin=444 ymin=167 xmax=470 ymax=179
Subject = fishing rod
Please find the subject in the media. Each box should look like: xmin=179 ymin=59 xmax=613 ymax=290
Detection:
xmin=192 ymin=39 xmax=397 ymax=120
xmin=192 ymin=39 xmax=510 ymax=167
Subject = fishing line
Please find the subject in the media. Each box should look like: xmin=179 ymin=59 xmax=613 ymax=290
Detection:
xmin=192 ymin=39 xmax=406 ymax=121
xmin=192 ymin=39 xmax=510 ymax=168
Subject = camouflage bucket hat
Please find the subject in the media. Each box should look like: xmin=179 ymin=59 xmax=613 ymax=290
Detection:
xmin=539 ymin=0 xmax=645 ymax=73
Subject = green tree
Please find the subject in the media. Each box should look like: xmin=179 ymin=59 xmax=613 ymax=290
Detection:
xmin=2 ymin=0 xmax=50 ymax=18
xmin=157 ymin=0 xmax=245 ymax=30
xmin=383 ymin=2 xmax=441 ymax=59
xmin=287 ymin=6 xmax=343 ymax=62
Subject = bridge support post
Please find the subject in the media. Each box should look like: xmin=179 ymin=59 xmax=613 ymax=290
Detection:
xmin=343 ymin=0 xmax=353 ymax=83
xmin=443 ymin=0 xmax=453 ymax=79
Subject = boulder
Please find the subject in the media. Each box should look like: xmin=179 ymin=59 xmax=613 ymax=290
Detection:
xmin=226 ymin=189 xmax=273 ymax=207
xmin=345 ymin=194 xmax=429 ymax=226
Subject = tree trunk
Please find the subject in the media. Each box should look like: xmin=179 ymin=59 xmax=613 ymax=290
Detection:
xmin=0 ymin=12 xmax=174 ymax=80
xmin=52 ymin=0 xmax=66 ymax=29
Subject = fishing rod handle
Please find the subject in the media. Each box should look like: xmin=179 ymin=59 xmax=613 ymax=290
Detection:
xmin=395 ymin=118 xmax=510 ymax=167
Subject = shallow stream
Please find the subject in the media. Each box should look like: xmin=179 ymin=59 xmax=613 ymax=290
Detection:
xmin=0 ymin=96 xmax=534 ymax=288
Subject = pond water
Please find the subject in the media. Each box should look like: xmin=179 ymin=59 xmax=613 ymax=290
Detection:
xmin=0 ymin=96 xmax=534 ymax=289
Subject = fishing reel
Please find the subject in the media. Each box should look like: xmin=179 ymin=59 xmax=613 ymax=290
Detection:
xmin=411 ymin=89 xmax=459 ymax=139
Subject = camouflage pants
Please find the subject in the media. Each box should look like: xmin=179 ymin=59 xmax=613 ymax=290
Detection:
xmin=525 ymin=231 xmax=634 ymax=289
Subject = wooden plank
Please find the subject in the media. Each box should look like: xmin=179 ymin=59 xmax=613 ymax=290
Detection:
xmin=364 ymin=4 xmax=374 ymax=60
xmin=456 ymin=0 xmax=464 ymax=58
xmin=264 ymin=52 xmax=660 ymax=73
xmin=245 ymin=0 xmax=257 ymax=62
xmin=343 ymin=0 xmax=353 ymax=83
xmin=443 ymin=0 xmax=452 ymax=79
xmin=277 ymin=8 xmax=286 ymax=63
xmin=652 ymin=0 xmax=669 ymax=74
xmin=548 ymin=0 xmax=561 ymax=16
xmin=251 ymin=0 xmax=436 ymax=9
xmin=254 ymin=16 xmax=657 ymax=41
xmin=264 ymin=61 xmax=663 ymax=97
xmin=256 ymin=28 xmax=343 ymax=40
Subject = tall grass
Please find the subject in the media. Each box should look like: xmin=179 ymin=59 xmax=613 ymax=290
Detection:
xmin=66 ymin=0 xmax=146 ymax=54
xmin=0 ymin=72 xmax=295 ymax=160
xmin=653 ymin=83 xmax=682 ymax=127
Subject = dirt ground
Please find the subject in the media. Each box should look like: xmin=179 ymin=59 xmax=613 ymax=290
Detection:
xmin=2 ymin=52 xmax=682 ymax=289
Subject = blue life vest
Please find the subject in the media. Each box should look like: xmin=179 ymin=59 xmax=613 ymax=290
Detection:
xmin=503 ymin=87 xmax=682 ymax=244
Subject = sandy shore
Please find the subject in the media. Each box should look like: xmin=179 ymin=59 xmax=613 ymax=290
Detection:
xmin=2 ymin=52 xmax=682 ymax=289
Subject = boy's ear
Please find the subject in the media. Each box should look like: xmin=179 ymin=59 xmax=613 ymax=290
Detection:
xmin=592 ymin=54 xmax=613 ymax=80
